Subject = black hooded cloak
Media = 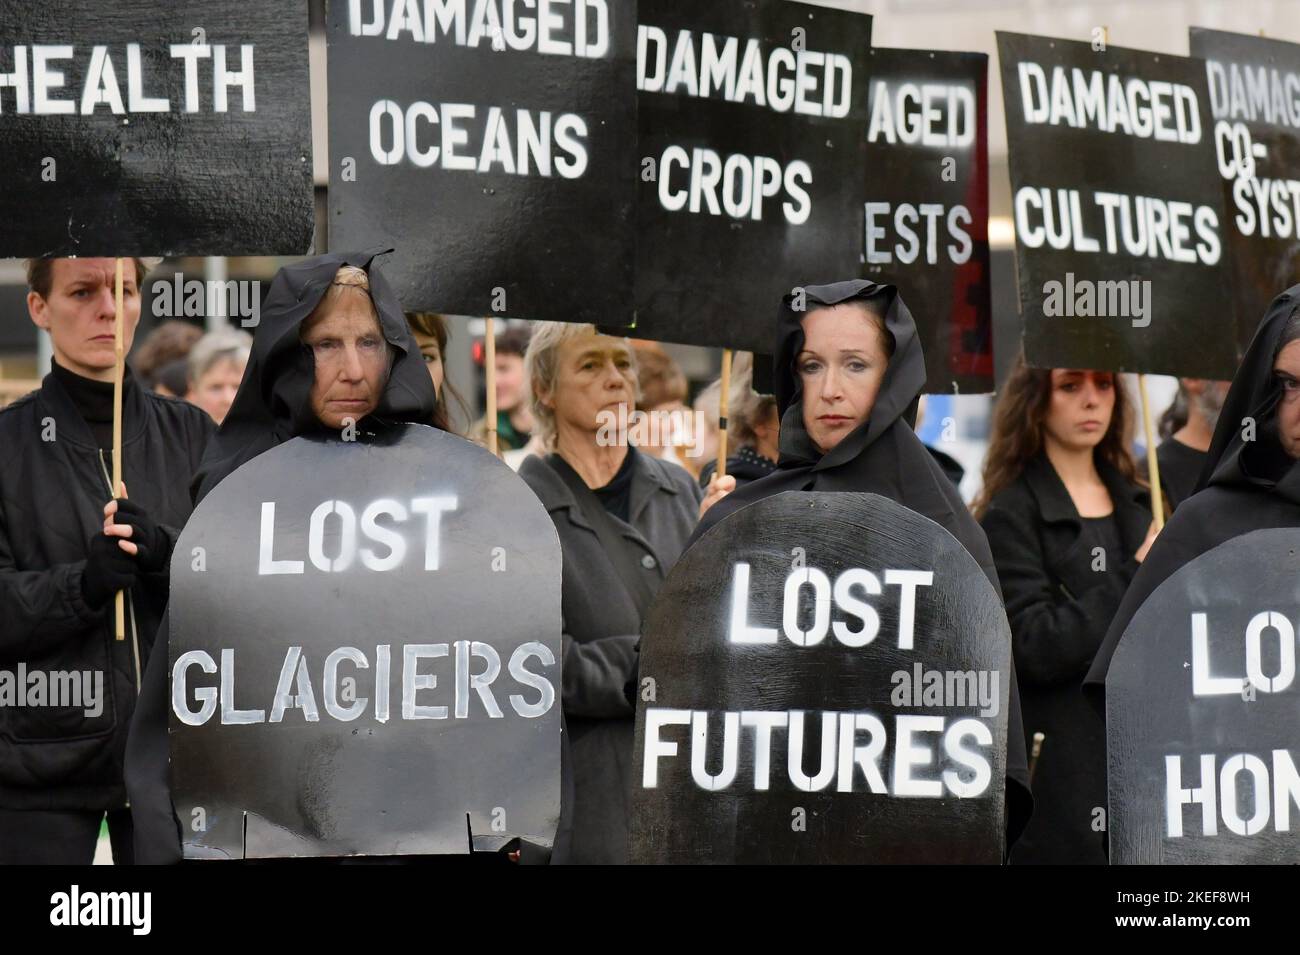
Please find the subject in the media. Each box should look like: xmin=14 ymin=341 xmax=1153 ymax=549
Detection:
xmin=690 ymin=279 xmax=1033 ymax=851
xmin=1085 ymin=284 xmax=1300 ymax=701
xmin=125 ymin=251 xmax=439 ymax=863
xmin=190 ymin=250 xmax=436 ymax=504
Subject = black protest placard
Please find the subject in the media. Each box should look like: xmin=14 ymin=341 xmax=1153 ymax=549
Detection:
xmin=997 ymin=32 xmax=1234 ymax=378
xmin=0 ymin=0 xmax=313 ymax=257
xmin=630 ymin=491 xmax=1010 ymax=863
xmin=632 ymin=0 xmax=872 ymax=352
xmin=326 ymin=0 xmax=637 ymax=324
xmin=169 ymin=425 xmax=561 ymax=859
xmin=1107 ymin=528 xmax=1300 ymax=864
xmin=863 ymin=49 xmax=992 ymax=394
xmin=1190 ymin=28 xmax=1300 ymax=347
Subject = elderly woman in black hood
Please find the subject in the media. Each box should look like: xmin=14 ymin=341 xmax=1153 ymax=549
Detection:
xmin=693 ymin=279 xmax=1033 ymax=851
xmin=1086 ymin=285 xmax=1300 ymax=702
xmin=125 ymin=251 xmax=439 ymax=863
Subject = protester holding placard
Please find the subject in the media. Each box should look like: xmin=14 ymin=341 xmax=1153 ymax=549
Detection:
xmin=126 ymin=252 xmax=439 ymax=862
xmin=974 ymin=357 xmax=1157 ymax=864
xmin=1087 ymin=285 xmax=1300 ymax=703
xmin=0 ymin=257 xmax=214 ymax=864
xmin=517 ymin=323 xmax=702 ymax=864
xmin=691 ymin=280 xmax=1033 ymax=847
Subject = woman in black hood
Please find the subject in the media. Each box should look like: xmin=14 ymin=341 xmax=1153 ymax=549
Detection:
xmin=126 ymin=251 xmax=438 ymax=862
xmin=190 ymin=250 xmax=436 ymax=504
xmin=691 ymin=279 xmax=1033 ymax=851
xmin=1085 ymin=284 xmax=1300 ymax=701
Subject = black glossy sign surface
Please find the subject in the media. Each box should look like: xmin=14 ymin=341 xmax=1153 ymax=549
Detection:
xmin=1108 ymin=528 xmax=1300 ymax=864
xmin=862 ymin=49 xmax=992 ymax=394
xmin=326 ymin=0 xmax=637 ymax=323
xmin=0 ymin=0 xmax=314 ymax=257
xmin=631 ymin=491 xmax=1009 ymax=863
xmin=632 ymin=0 xmax=873 ymax=352
xmin=169 ymin=424 xmax=562 ymax=859
xmin=998 ymin=32 xmax=1233 ymax=378
xmin=1190 ymin=28 xmax=1300 ymax=350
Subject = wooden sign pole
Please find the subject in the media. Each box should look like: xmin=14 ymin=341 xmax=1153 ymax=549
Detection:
xmin=1137 ymin=375 xmax=1166 ymax=530
xmin=484 ymin=317 xmax=499 ymax=457
xmin=113 ymin=258 xmax=126 ymax=640
xmin=715 ymin=349 xmax=733 ymax=479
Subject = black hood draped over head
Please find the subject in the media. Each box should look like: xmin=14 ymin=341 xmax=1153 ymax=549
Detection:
xmin=1085 ymin=284 xmax=1300 ymax=702
xmin=1196 ymin=285 xmax=1300 ymax=499
xmin=693 ymin=281 xmax=983 ymax=574
xmin=689 ymin=279 xmax=1032 ymax=848
xmin=191 ymin=250 xmax=437 ymax=504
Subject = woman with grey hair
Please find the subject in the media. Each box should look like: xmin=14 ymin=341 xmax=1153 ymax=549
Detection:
xmin=517 ymin=322 xmax=703 ymax=864
xmin=186 ymin=326 xmax=253 ymax=425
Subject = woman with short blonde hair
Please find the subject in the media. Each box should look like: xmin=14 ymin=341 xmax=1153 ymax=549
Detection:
xmin=525 ymin=321 xmax=640 ymax=450
xmin=517 ymin=322 xmax=701 ymax=864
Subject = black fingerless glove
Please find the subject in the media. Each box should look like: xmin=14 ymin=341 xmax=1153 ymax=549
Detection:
xmin=112 ymin=499 xmax=172 ymax=573
xmin=83 ymin=532 xmax=139 ymax=609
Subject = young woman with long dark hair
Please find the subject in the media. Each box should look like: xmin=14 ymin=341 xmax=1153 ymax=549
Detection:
xmin=974 ymin=355 xmax=1158 ymax=864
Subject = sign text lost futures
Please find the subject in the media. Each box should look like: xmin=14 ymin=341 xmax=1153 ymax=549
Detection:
xmin=643 ymin=561 xmax=997 ymax=799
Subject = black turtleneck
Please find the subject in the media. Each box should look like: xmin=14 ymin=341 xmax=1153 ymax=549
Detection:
xmin=50 ymin=358 xmax=136 ymax=451
xmin=591 ymin=445 xmax=638 ymax=523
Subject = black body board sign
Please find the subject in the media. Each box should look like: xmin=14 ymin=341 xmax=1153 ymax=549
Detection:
xmin=630 ymin=491 xmax=1010 ymax=863
xmin=863 ymin=49 xmax=993 ymax=394
xmin=1190 ymin=28 xmax=1300 ymax=350
xmin=169 ymin=424 xmax=562 ymax=859
xmin=997 ymin=32 xmax=1235 ymax=379
xmin=326 ymin=0 xmax=637 ymax=324
xmin=1107 ymin=528 xmax=1300 ymax=864
xmin=632 ymin=0 xmax=872 ymax=352
xmin=0 ymin=0 xmax=314 ymax=257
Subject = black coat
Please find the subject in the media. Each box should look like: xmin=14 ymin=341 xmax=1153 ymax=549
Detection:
xmin=697 ymin=446 xmax=777 ymax=489
xmin=519 ymin=449 xmax=702 ymax=864
xmin=1140 ymin=437 xmax=1207 ymax=511
xmin=0 ymin=368 xmax=212 ymax=810
xmin=979 ymin=454 xmax=1151 ymax=864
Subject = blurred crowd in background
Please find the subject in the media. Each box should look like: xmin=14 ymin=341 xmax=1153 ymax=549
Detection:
xmin=58 ymin=309 xmax=1195 ymax=506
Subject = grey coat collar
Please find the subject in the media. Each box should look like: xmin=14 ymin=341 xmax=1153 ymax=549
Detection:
xmin=520 ymin=448 xmax=681 ymax=533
